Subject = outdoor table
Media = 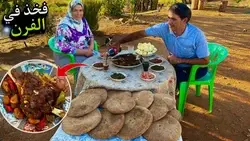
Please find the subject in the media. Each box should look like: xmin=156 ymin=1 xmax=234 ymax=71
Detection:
xmin=50 ymin=51 xmax=183 ymax=141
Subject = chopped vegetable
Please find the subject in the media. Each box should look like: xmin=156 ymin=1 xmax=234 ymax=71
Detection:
xmin=14 ymin=108 xmax=24 ymax=119
xmin=43 ymin=73 xmax=56 ymax=83
xmin=7 ymin=78 xmax=17 ymax=94
xmin=3 ymin=95 xmax=10 ymax=105
xmin=111 ymin=73 xmax=126 ymax=79
xmin=4 ymin=104 xmax=13 ymax=113
xmin=2 ymin=81 xmax=10 ymax=93
xmin=10 ymin=94 xmax=19 ymax=104
xmin=56 ymin=91 xmax=65 ymax=106
xmin=151 ymin=65 xmax=165 ymax=71
xmin=28 ymin=118 xmax=41 ymax=125
xmin=141 ymin=72 xmax=155 ymax=79
xmin=52 ymin=108 xmax=65 ymax=118
xmin=36 ymin=116 xmax=46 ymax=131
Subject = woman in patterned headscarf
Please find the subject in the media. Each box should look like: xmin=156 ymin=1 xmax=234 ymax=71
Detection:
xmin=54 ymin=0 xmax=99 ymax=66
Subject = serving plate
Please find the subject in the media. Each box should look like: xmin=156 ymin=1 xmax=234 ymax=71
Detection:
xmin=0 ymin=59 xmax=72 ymax=133
xmin=111 ymin=53 xmax=142 ymax=69
xmin=112 ymin=62 xmax=142 ymax=69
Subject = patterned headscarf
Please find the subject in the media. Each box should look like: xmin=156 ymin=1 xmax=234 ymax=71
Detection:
xmin=66 ymin=0 xmax=84 ymax=24
xmin=58 ymin=0 xmax=85 ymax=32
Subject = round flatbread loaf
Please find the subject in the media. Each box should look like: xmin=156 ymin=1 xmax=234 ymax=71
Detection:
xmin=117 ymin=106 xmax=153 ymax=140
xmin=107 ymin=90 xmax=132 ymax=97
xmin=67 ymin=93 xmax=101 ymax=117
xmin=143 ymin=115 xmax=182 ymax=141
xmin=103 ymin=91 xmax=135 ymax=114
xmin=168 ymin=109 xmax=182 ymax=121
xmin=84 ymin=88 xmax=108 ymax=105
xmin=89 ymin=109 xmax=125 ymax=139
xmin=149 ymin=94 xmax=169 ymax=121
xmin=62 ymin=109 xmax=102 ymax=135
xmin=132 ymin=91 xmax=154 ymax=108
xmin=154 ymin=93 xmax=176 ymax=111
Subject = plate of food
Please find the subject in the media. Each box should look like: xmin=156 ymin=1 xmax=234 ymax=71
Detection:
xmin=0 ymin=59 xmax=71 ymax=133
xmin=150 ymin=65 xmax=166 ymax=72
xmin=135 ymin=42 xmax=157 ymax=57
xmin=92 ymin=62 xmax=104 ymax=70
xmin=111 ymin=53 xmax=141 ymax=69
xmin=140 ymin=72 xmax=156 ymax=82
xmin=110 ymin=72 xmax=127 ymax=82
xmin=149 ymin=57 xmax=164 ymax=65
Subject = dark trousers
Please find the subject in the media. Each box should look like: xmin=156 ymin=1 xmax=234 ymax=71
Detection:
xmin=174 ymin=65 xmax=208 ymax=89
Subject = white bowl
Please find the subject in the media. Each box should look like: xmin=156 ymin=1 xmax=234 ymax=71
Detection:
xmin=150 ymin=65 xmax=166 ymax=73
xmin=110 ymin=72 xmax=127 ymax=82
xmin=140 ymin=72 xmax=156 ymax=82
xmin=150 ymin=65 xmax=165 ymax=73
xmin=149 ymin=57 xmax=164 ymax=65
xmin=92 ymin=62 xmax=104 ymax=70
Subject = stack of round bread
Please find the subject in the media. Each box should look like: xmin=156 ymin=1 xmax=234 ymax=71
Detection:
xmin=62 ymin=89 xmax=182 ymax=141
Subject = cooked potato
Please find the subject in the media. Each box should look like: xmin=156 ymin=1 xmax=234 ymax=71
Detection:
xmin=3 ymin=95 xmax=10 ymax=105
xmin=28 ymin=118 xmax=40 ymax=125
xmin=14 ymin=108 xmax=24 ymax=119
xmin=2 ymin=81 xmax=10 ymax=93
xmin=10 ymin=94 xmax=18 ymax=104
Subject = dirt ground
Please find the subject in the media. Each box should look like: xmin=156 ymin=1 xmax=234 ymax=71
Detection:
xmin=0 ymin=2 xmax=250 ymax=141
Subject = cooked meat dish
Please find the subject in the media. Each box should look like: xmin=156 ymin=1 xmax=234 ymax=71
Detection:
xmin=11 ymin=69 xmax=62 ymax=119
xmin=112 ymin=54 xmax=141 ymax=66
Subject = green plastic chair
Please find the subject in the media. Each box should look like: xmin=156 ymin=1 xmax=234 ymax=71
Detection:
xmin=48 ymin=36 xmax=99 ymax=83
xmin=178 ymin=42 xmax=228 ymax=116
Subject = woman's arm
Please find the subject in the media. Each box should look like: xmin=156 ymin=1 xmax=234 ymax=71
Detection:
xmin=89 ymin=37 xmax=94 ymax=50
xmin=75 ymin=38 xmax=94 ymax=56
xmin=55 ymin=26 xmax=86 ymax=56
xmin=78 ymin=19 xmax=94 ymax=56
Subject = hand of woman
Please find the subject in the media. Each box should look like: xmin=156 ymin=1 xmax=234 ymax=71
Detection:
xmin=76 ymin=48 xmax=93 ymax=56
xmin=85 ymin=48 xmax=93 ymax=57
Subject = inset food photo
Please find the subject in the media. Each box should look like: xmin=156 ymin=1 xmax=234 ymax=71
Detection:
xmin=0 ymin=59 xmax=72 ymax=133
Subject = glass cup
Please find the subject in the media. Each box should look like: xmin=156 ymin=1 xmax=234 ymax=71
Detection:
xmin=127 ymin=45 xmax=134 ymax=53
xmin=103 ymin=64 xmax=109 ymax=70
xmin=142 ymin=61 xmax=149 ymax=72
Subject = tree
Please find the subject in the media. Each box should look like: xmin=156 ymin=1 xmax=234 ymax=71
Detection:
xmin=0 ymin=0 xmax=11 ymax=14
